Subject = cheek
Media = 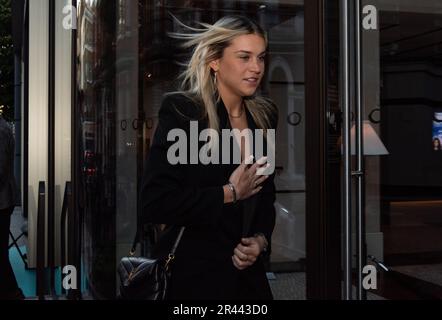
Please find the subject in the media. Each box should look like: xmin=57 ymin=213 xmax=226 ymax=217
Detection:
xmin=222 ymin=63 xmax=245 ymax=82
xmin=226 ymin=61 xmax=245 ymax=75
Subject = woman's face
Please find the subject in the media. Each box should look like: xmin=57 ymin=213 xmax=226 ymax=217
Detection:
xmin=211 ymin=33 xmax=266 ymax=98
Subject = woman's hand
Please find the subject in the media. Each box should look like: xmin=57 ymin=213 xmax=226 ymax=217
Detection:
xmin=232 ymin=237 xmax=264 ymax=270
xmin=228 ymin=156 xmax=270 ymax=201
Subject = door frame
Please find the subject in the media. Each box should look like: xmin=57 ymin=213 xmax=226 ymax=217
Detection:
xmin=305 ymin=0 xmax=342 ymax=299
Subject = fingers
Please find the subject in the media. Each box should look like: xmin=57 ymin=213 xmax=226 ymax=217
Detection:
xmin=248 ymin=255 xmax=257 ymax=263
xmin=232 ymin=255 xmax=249 ymax=270
xmin=251 ymin=185 xmax=263 ymax=196
xmin=233 ymin=155 xmax=254 ymax=180
xmin=248 ymin=156 xmax=267 ymax=174
xmin=233 ymin=238 xmax=261 ymax=270
xmin=234 ymin=247 xmax=248 ymax=261
xmin=242 ymin=155 xmax=254 ymax=167
xmin=256 ymin=156 xmax=268 ymax=166
xmin=253 ymin=174 xmax=269 ymax=187
xmin=237 ymin=156 xmax=269 ymax=176
xmin=233 ymin=156 xmax=270 ymax=200
xmin=237 ymin=239 xmax=260 ymax=256
xmin=256 ymin=162 xmax=271 ymax=176
xmin=246 ymin=157 xmax=269 ymax=185
xmin=249 ymin=157 xmax=272 ymax=179
xmin=238 ymin=242 xmax=251 ymax=252
xmin=232 ymin=253 xmax=256 ymax=270
xmin=235 ymin=243 xmax=252 ymax=256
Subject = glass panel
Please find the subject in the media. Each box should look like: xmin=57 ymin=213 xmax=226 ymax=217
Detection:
xmin=362 ymin=0 xmax=442 ymax=299
xmin=259 ymin=5 xmax=306 ymax=287
xmin=329 ymin=0 xmax=442 ymax=300
xmin=55 ymin=0 xmax=73 ymax=269
xmin=77 ymin=0 xmax=305 ymax=299
xmin=77 ymin=0 xmax=118 ymax=299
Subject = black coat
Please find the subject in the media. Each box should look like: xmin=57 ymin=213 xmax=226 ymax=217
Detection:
xmin=140 ymin=93 xmax=277 ymax=300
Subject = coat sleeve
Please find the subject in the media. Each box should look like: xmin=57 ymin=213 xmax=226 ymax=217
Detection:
xmin=139 ymin=95 xmax=224 ymax=227
xmin=250 ymin=103 xmax=279 ymax=254
xmin=250 ymin=173 xmax=276 ymax=254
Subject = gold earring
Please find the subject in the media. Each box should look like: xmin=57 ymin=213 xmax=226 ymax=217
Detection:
xmin=214 ymin=72 xmax=217 ymax=86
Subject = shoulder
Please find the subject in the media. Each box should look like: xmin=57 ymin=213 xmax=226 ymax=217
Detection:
xmin=160 ymin=92 xmax=203 ymax=121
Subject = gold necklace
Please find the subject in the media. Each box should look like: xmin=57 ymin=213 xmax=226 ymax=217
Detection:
xmin=228 ymin=103 xmax=245 ymax=119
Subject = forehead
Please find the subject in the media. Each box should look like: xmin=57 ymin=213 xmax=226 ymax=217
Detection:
xmin=226 ymin=34 xmax=266 ymax=53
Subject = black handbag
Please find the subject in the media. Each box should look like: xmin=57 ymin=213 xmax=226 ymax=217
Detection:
xmin=117 ymin=226 xmax=185 ymax=300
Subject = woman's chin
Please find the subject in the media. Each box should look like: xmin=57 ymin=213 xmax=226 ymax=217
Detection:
xmin=240 ymin=89 xmax=258 ymax=98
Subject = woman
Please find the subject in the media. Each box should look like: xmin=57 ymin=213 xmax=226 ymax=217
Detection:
xmin=140 ymin=15 xmax=278 ymax=300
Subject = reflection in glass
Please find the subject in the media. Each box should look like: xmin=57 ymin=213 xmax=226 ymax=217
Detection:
xmin=350 ymin=0 xmax=442 ymax=299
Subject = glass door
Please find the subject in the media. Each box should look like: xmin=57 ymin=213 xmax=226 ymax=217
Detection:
xmin=76 ymin=0 xmax=308 ymax=299
xmin=337 ymin=0 xmax=442 ymax=300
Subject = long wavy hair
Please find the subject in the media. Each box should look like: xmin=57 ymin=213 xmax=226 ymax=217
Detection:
xmin=168 ymin=15 xmax=277 ymax=139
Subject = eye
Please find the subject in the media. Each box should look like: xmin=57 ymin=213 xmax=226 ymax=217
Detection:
xmin=240 ymin=56 xmax=249 ymax=61
xmin=259 ymin=55 xmax=266 ymax=61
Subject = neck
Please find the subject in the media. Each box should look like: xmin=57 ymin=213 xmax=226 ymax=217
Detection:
xmin=218 ymin=85 xmax=243 ymax=115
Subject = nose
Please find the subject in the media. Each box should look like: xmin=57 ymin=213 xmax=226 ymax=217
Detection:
xmin=249 ymin=57 xmax=262 ymax=74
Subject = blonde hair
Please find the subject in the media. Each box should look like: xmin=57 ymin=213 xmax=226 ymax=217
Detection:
xmin=168 ymin=15 xmax=277 ymax=138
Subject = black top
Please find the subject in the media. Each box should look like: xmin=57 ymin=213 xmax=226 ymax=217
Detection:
xmin=139 ymin=93 xmax=278 ymax=299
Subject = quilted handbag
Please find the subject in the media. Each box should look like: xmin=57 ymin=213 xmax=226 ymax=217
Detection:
xmin=117 ymin=227 xmax=185 ymax=300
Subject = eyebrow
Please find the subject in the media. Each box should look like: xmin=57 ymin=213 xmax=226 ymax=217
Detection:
xmin=234 ymin=50 xmax=267 ymax=55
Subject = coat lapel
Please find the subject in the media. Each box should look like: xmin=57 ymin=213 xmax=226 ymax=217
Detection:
xmin=216 ymin=98 xmax=260 ymax=237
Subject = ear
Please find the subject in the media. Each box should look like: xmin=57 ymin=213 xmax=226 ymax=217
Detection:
xmin=209 ymin=60 xmax=219 ymax=72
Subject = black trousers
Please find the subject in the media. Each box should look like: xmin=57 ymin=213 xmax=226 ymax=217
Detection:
xmin=0 ymin=206 xmax=21 ymax=297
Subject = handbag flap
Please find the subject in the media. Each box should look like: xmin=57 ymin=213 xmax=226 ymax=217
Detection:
xmin=118 ymin=257 xmax=165 ymax=287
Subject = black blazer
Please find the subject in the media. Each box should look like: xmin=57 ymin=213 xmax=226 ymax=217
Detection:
xmin=140 ymin=93 xmax=278 ymax=300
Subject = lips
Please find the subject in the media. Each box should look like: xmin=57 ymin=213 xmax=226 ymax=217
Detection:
xmin=244 ymin=78 xmax=259 ymax=84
